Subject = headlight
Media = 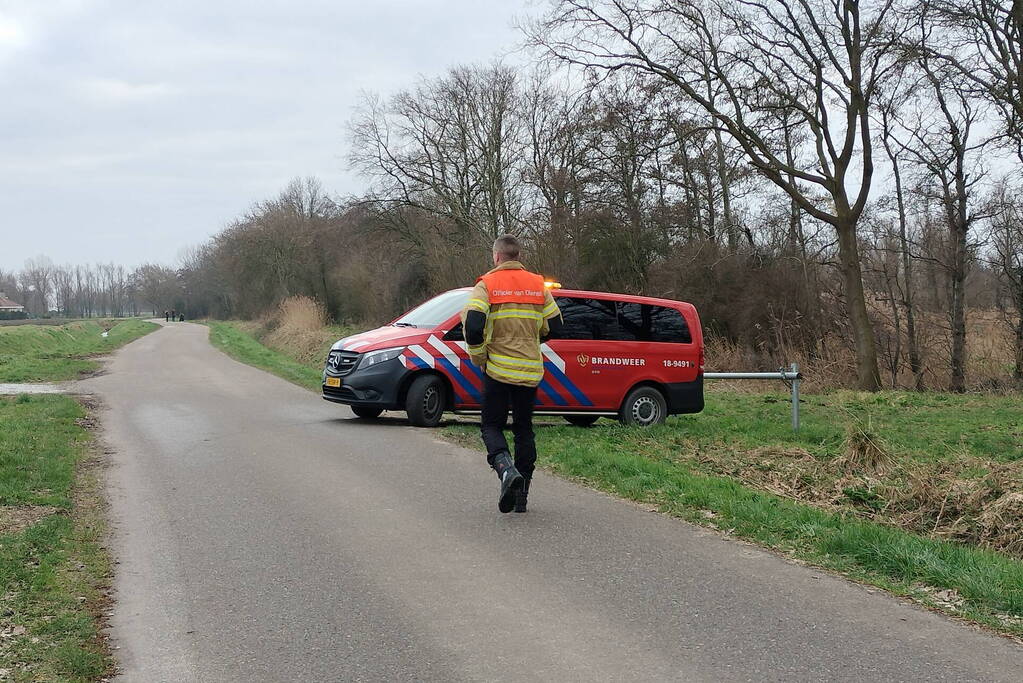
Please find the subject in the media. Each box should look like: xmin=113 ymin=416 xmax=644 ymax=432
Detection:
xmin=360 ymin=346 xmax=405 ymax=369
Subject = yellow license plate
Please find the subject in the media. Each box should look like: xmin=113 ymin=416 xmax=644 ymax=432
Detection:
xmin=325 ymin=377 xmax=341 ymax=387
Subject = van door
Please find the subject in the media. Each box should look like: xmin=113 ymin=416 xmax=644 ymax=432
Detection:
xmin=544 ymin=296 xmax=625 ymax=410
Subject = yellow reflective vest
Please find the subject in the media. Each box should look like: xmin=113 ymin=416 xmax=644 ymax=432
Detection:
xmin=460 ymin=261 xmax=561 ymax=387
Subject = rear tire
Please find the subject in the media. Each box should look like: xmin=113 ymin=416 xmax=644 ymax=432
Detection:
xmin=564 ymin=415 xmax=599 ymax=427
xmin=351 ymin=406 xmax=383 ymax=419
xmin=619 ymin=386 xmax=667 ymax=427
xmin=405 ymin=374 xmax=445 ymax=427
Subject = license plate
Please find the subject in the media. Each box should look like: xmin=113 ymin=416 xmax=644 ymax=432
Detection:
xmin=325 ymin=377 xmax=341 ymax=387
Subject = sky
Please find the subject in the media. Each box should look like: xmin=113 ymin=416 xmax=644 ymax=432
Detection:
xmin=0 ymin=0 xmax=534 ymax=272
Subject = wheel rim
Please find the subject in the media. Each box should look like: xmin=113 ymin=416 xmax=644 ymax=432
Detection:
xmin=631 ymin=396 xmax=659 ymax=425
xmin=423 ymin=386 xmax=440 ymax=417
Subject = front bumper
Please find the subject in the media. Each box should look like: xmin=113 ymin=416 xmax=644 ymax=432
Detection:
xmin=321 ymin=357 xmax=410 ymax=409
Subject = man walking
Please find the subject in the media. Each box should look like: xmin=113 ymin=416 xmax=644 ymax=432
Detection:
xmin=462 ymin=235 xmax=562 ymax=513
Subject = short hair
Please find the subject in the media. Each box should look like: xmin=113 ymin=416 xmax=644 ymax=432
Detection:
xmin=493 ymin=234 xmax=521 ymax=261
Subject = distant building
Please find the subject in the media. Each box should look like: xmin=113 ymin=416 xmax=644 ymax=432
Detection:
xmin=0 ymin=292 xmax=25 ymax=313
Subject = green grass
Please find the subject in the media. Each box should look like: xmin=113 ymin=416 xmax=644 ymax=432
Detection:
xmin=206 ymin=321 xmax=326 ymax=391
xmin=685 ymin=390 xmax=1022 ymax=464
xmin=199 ymin=321 xmax=1023 ymax=634
xmin=443 ymin=419 xmax=1023 ymax=634
xmin=0 ymin=395 xmax=113 ymax=680
xmin=0 ymin=319 xmax=158 ymax=382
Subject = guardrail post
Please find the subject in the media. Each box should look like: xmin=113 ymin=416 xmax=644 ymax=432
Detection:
xmin=790 ymin=362 xmax=800 ymax=432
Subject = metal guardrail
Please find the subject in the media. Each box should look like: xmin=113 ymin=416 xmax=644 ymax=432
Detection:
xmin=704 ymin=363 xmax=803 ymax=432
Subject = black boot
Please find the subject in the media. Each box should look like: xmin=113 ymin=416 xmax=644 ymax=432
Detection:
xmin=514 ymin=477 xmax=531 ymax=513
xmin=491 ymin=451 xmax=523 ymax=513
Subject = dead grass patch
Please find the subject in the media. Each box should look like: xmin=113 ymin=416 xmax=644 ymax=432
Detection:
xmin=262 ymin=296 xmax=331 ymax=365
xmin=0 ymin=505 xmax=61 ymax=536
xmin=837 ymin=423 xmax=896 ymax=475
xmin=673 ymin=434 xmax=1023 ymax=556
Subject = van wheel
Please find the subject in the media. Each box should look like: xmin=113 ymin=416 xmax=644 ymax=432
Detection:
xmin=406 ymin=375 xmax=445 ymax=427
xmin=619 ymin=386 xmax=667 ymax=427
xmin=351 ymin=406 xmax=383 ymax=419
xmin=564 ymin=415 xmax=599 ymax=427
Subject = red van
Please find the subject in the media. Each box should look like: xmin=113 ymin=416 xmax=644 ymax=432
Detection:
xmin=322 ymin=288 xmax=704 ymax=427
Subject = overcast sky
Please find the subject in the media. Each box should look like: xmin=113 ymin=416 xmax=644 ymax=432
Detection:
xmin=0 ymin=0 xmax=534 ymax=272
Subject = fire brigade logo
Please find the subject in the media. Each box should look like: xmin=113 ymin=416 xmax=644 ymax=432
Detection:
xmin=577 ymin=354 xmax=589 ymax=367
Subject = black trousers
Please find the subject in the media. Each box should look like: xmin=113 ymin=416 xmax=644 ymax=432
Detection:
xmin=480 ymin=374 xmax=538 ymax=479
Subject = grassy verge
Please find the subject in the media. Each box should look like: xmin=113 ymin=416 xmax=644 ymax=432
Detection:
xmin=200 ymin=321 xmax=1023 ymax=636
xmin=0 ymin=395 xmax=113 ymax=680
xmin=207 ymin=321 xmax=327 ymax=391
xmin=0 ymin=319 xmax=159 ymax=382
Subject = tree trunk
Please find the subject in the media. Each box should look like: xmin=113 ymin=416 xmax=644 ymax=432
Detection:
xmin=837 ymin=213 xmax=881 ymax=391
xmin=892 ymin=158 xmax=925 ymax=390
xmin=948 ymin=221 xmax=969 ymax=392
xmin=884 ymin=264 xmax=902 ymax=388
xmin=783 ymin=121 xmax=802 ymax=252
xmin=713 ymin=128 xmax=737 ymax=251
xmin=1014 ymin=317 xmax=1023 ymax=382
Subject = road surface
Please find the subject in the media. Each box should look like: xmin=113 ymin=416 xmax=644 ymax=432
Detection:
xmin=79 ymin=322 xmax=1023 ymax=681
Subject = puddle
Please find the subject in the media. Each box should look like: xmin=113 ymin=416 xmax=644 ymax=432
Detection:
xmin=0 ymin=383 xmax=67 ymax=394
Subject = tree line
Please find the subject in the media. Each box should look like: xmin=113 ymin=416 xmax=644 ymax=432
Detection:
xmin=0 ymin=258 xmax=181 ymax=320
xmin=7 ymin=0 xmax=1021 ymax=391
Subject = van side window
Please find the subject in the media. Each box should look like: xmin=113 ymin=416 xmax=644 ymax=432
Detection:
xmin=618 ymin=303 xmax=692 ymax=343
xmin=552 ymin=297 xmax=618 ymax=340
xmin=443 ymin=322 xmax=464 ymax=342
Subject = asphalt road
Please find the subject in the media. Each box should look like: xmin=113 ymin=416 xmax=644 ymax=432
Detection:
xmin=79 ymin=322 xmax=1023 ymax=682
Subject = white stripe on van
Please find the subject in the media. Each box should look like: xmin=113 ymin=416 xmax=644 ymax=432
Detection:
xmin=541 ymin=343 xmax=566 ymax=373
xmin=427 ymin=335 xmax=461 ymax=368
xmin=408 ymin=344 xmax=436 ymax=368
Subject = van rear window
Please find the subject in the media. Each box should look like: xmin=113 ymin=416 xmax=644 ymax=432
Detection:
xmin=617 ymin=302 xmax=692 ymax=344
xmin=551 ymin=297 xmax=691 ymax=343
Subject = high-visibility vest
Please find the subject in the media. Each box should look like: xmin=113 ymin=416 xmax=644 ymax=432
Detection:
xmin=467 ymin=265 xmax=551 ymax=386
xmin=478 ymin=269 xmax=546 ymax=305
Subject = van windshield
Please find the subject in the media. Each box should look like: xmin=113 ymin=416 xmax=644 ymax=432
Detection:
xmin=392 ymin=289 xmax=470 ymax=328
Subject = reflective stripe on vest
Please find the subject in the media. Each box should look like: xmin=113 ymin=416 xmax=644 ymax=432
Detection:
xmin=487 ymin=355 xmax=544 ymax=382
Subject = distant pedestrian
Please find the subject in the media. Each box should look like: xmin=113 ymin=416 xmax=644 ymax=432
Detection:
xmin=461 ymin=234 xmax=562 ymax=513
xmin=170 ymin=309 xmax=176 ymax=321
xmin=164 ymin=310 xmax=169 ymax=322
xmin=179 ymin=313 xmax=185 ymax=322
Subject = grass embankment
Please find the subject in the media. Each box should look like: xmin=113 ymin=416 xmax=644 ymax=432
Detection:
xmin=201 ymin=320 xmax=1023 ymax=635
xmin=206 ymin=306 xmax=357 ymax=392
xmin=208 ymin=321 xmax=327 ymax=391
xmin=0 ymin=395 xmax=112 ymax=680
xmin=0 ymin=319 xmax=158 ymax=382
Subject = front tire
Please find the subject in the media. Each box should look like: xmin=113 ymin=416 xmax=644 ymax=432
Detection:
xmin=405 ymin=374 xmax=445 ymax=427
xmin=351 ymin=406 xmax=383 ymax=419
xmin=564 ymin=415 xmax=599 ymax=427
xmin=619 ymin=386 xmax=667 ymax=427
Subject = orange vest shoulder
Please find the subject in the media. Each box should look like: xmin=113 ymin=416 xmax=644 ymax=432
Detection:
xmin=480 ymin=269 xmax=546 ymax=305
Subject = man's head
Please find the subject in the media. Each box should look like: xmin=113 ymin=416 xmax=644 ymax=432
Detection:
xmin=492 ymin=234 xmax=521 ymax=265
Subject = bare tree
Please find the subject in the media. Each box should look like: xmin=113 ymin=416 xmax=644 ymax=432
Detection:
xmin=926 ymin=0 xmax=1023 ymax=166
xmin=878 ymin=92 xmax=925 ymax=388
xmin=349 ymin=64 xmax=525 ymax=248
xmin=528 ymin=0 xmax=909 ymax=390
xmin=895 ymin=11 xmax=991 ymax=391
xmin=989 ymin=181 xmax=1023 ymax=381
xmin=20 ymin=256 xmax=54 ymax=316
xmin=520 ymin=72 xmax=594 ymax=280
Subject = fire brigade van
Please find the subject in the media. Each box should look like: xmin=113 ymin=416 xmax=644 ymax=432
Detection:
xmin=322 ymin=288 xmax=704 ymax=427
